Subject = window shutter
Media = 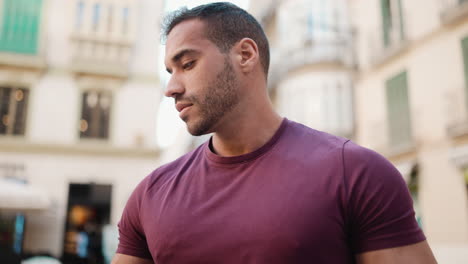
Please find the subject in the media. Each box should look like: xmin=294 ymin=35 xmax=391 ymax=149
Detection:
xmin=398 ymin=0 xmax=405 ymax=40
xmin=0 ymin=0 xmax=42 ymax=54
xmin=386 ymin=71 xmax=412 ymax=146
xmin=380 ymin=0 xmax=391 ymax=47
xmin=462 ymin=37 xmax=468 ymax=111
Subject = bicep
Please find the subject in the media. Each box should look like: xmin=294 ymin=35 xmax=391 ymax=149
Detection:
xmin=117 ymin=177 xmax=152 ymax=259
xmin=344 ymin=143 xmax=426 ymax=252
xmin=111 ymin=253 xmax=154 ymax=264
xmin=355 ymin=241 xmax=437 ymax=264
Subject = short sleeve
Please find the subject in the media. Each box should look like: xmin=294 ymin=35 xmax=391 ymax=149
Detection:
xmin=116 ymin=177 xmax=152 ymax=259
xmin=343 ymin=141 xmax=426 ymax=253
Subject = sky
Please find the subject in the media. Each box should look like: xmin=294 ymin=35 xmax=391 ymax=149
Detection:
xmin=156 ymin=0 xmax=250 ymax=148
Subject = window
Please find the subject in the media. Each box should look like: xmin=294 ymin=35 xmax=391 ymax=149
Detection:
xmin=0 ymin=86 xmax=29 ymax=136
xmin=122 ymin=7 xmax=129 ymax=35
xmin=93 ymin=3 xmax=101 ymax=32
xmin=306 ymin=13 xmax=314 ymax=38
xmin=462 ymin=36 xmax=468 ymax=110
xmin=0 ymin=0 xmax=42 ymax=54
xmin=386 ymin=71 xmax=412 ymax=147
xmin=380 ymin=0 xmax=404 ymax=47
xmin=79 ymin=91 xmax=111 ymax=139
xmin=75 ymin=1 xmax=84 ymax=30
xmin=107 ymin=5 xmax=114 ymax=33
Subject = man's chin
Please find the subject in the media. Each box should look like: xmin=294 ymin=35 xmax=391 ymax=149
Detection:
xmin=186 ymin=119 xmax=213 ymax=136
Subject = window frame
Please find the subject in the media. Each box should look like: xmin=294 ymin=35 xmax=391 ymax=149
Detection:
xmin=380 ymin=0 xmax=405 ymax=48
xmin=0 ymin=85 xmax=30 ymax=137
xmin=78 ymin=89 xmax=113 ymax=141
xmin=385 ymin=70 xmax=413 ymax=148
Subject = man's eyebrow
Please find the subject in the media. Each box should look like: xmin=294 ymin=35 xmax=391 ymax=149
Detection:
xmin=166 ymin=49 xmax=199 ymax=74
xmin=173 ymin=49 xmax=199 ymax=63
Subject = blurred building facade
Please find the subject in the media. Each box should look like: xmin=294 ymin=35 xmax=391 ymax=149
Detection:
xmin=250 ymin=0 xmax=355 ymax=138
xmin=251 ymin=0 xmax=468 ymax=262
xmin=1 ymin=0 xmax=466 ymax=263
xmin=0 ymin=0 xmax=163 ymax=262
xmin=350 ymin=0 xmax=468 ymax=260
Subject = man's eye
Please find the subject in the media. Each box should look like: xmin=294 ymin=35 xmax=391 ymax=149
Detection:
xmin=182 ymin=61 xmax=195 ymax=70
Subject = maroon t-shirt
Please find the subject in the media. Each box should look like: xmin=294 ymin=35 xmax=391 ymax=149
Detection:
xmin=117 ymin=119 xmax=425 ymax=263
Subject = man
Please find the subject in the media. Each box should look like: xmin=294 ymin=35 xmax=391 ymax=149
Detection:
xmin=112 ymin=2 xmax=437 ymax=264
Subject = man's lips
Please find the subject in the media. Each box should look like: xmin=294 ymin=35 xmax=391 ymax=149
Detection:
xmin=176 ymin=103 xmax=193 ymax=113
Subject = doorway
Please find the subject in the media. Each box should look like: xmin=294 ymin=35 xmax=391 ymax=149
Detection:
xmin=62 ymin=183 xmax=112 ymax=264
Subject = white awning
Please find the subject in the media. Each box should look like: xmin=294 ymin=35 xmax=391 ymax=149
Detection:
xmin=0 ymin=178 xmax=50 ymax=211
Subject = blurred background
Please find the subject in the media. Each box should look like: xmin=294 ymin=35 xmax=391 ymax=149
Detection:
xmin=0 ymin=0 xmax=467 ymax=263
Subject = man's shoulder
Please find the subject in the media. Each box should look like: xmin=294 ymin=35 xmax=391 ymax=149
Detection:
xmin=141 ymin=143 xmax=206 ymax=191
xmin=285 ymin=119 xmax=350 ymax=153
xmin=341 ymin=140 xmax=395 ymax=171
xmin=285 ymin=120 xmax=390 ymax=168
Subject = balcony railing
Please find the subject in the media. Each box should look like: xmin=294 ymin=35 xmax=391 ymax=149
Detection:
xmin=70 ymin=35 xmax=132 ymax=77
xmin=269 ymin=36 xmax=353 ymax=88
xmin=439 ymin=0 xmax=468 ymax=25
xmin=69 ymin=0 xmax=136 ymax=77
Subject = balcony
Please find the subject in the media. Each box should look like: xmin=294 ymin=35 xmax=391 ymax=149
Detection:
xmin=440 ymin=0 xmax=468 ymax=25
xmin=69 ymin=0 xmax=136 ymax=78
xmin=70 ymin=34 xmax=132 ymax=78
xmin=269 ymin=36 xmax=353 ymax=88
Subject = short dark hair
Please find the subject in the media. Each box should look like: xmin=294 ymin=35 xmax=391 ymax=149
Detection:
xmin=162 ymin=2 xmax=270 ymax=76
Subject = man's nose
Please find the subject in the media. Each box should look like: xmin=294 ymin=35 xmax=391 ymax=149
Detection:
xmin=164 ymin=75 xmax=185 ymax=98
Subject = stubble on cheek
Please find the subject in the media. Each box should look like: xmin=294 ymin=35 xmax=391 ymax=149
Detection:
xmin=186 ymin=58 xmax=239 ymax=136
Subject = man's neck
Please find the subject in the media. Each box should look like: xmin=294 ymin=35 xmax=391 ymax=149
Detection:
xmin=210 ymin=107 xmax=283 ymax=157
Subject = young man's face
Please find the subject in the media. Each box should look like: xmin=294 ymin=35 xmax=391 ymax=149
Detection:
xmin=164 ymin=19 xmax=241 ymax=136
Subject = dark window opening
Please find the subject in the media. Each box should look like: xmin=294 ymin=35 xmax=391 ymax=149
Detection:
xmin=0 ymin=86 xmax=29 ymax=136
xmin=79 ymin=91 xmax=112 ymax=140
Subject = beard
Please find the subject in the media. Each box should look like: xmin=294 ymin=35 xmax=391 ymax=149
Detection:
xmin=180 ymin=57 xmax=240 ymax=136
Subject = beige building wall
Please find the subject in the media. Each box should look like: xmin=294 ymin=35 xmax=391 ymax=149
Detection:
xmin=351 ymin=0 xmax=468 ymax=255
xmin=0 ymin=0 xmax=164 ymax=257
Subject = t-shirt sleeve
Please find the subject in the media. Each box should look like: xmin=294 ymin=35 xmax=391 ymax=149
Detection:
xmin=116 ymin=176 xmax=153 ymax=259
xmin=343 ymin=141 xmax=426 ymax=254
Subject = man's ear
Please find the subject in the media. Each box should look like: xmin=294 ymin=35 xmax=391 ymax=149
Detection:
xmin=233 ymin=38 xmax=260 ymax=74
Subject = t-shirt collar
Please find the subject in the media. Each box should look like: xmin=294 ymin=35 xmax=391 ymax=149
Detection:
xmin=204 ymin=118 xmax=289 ymax=165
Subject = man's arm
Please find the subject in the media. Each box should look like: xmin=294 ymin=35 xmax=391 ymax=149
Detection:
xmin=356 ymin=241 xmax=437 ymax=264
xmin=111 ymin=253 xmax=154 ymax=264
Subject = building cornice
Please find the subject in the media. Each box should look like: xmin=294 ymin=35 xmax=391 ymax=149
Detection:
xmin=0 ymin=52 xmax=47 ymax=71
xmin=0 ymin=138 xmax=159 ymax=159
